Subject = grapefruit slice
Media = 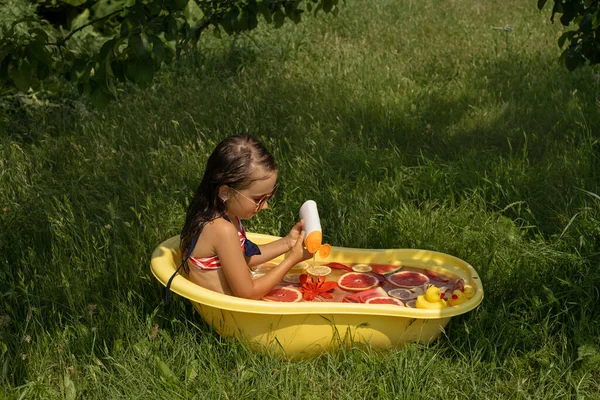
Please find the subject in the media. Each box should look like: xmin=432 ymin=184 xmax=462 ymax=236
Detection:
xmin=344 ymin=287 xmax=387 ymax=303
xmin=370 ymin=264 xmax=402 ymax=275
xmin=387 ymin=271 xmax=430 ymax=288
xmin=338 ymin=272 xmax=379 ymax=292
xmin=262 ymin=287 xmax=302 ymax=302
xmin=365 ymin=297 xmax=404 ymax=306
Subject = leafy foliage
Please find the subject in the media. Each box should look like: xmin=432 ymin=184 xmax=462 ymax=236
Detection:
xmin=0 ymin=0 xmax=341 ymax=106
xmin=538 ymin=0 xmax=600 ymax=70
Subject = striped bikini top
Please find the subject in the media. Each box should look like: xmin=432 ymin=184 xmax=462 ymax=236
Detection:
xmin=188 ymin=217 xmax=257 ymax=270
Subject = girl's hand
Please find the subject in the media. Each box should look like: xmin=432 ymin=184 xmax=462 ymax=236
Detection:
xmin=286 ymin=231 xmax=313 ymax=264
xmin=285 ymin=220 xmax=304 ymax=251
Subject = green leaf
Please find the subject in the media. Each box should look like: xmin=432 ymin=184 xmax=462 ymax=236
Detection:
xmin=69 ymin=58 xmax=92 ymax=82
xmin=0 ymin=56 xmax=12 ymax=82
xmin=557 ymin=30 xmax=576 ymax=48
xmin=288 ymin=9 xmax=303 ymax=24
xmin=260 ymin=5 xmax=273 ymax=24
xmin=100 ymin=38 xmax=117 ymax=60
xmin=11 ymin=60 xmax=33 ymax=90
xmin=30 ymin=28 xmax=49 ymax=43
xmin=164 ymin=44 xmax=176 ymax=63
xmin=37 ymin=62 xmax=50 ymax=80
xmin=125 ymin=56 xmax=155 ymax=87
xmin=63 ymin=373 xmax=76 ymax=400
xmin=154 ymin=356 xmax=178 ymax=384
xmin=173 ymin=0 xmax=189 ymax=11
xmin=70 ymin=9 xmax=90 ymax=30
xmin=27 ymin=42 xmax=52 ymax=65
xmin=579 ymin=13 xmax=593 ymax=32
xmin=126 ymin=3 xmax=146 ymax=26
xmin=151 ymin=35 xmax=165 ymax=66
xmin=146 ymin=0 xmax=163 ymax=16
xmin=273 ymin=10 xmax=285 ymax=28
xmin=323 ymin=0 xmax=333 ymax=13
xmin=128 ymin=34 xmax=148 ymax=57
xmin=121 ymin=19 xmax=133 ymax=36
xmin=165 ymin=16 xmax=178 ymax=40
xmin=110 ymin=60 xmax=126 ymax=82
xmin=565 ymin=48 xmax=582 ymax=71
xmin=61 ymin=0 xmax=87 ymax=6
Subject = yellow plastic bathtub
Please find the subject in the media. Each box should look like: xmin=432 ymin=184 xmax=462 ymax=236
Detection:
xmin=151 ymin=233 xmax=484 ymax=359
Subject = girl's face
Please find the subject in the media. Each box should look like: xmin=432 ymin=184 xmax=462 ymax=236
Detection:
xmin=226 ymin=170 xmax=278 ymax=219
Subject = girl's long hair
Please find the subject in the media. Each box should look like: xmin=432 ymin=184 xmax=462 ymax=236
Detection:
xmin=180 ymin=134 xmax=277 ymax=267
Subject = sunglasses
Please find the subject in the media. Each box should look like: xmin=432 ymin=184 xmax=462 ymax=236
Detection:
xmin=230 ymin=183 xmax=279 ymax=212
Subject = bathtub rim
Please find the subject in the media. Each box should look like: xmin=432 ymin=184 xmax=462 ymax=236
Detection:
xmin=151 ymin=234 xmax=484 ymax=320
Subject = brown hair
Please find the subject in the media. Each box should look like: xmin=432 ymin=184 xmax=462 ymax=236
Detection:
xmin=179 ymin=133 xmax=277 ymax=267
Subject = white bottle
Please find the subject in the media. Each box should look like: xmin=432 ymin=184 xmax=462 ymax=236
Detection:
xmin=299 ymin=200 xmax=324 ymax=254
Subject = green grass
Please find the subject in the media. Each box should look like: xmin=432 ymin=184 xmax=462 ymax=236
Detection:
xmin=2 ymin=0 xmax=600 ymax=398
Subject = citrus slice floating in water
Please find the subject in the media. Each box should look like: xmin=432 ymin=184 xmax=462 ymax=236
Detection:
xmin=411 ymin=286 xmax=426 ymax=297
xmin=388 ymin=288 xmax=415 ymax=301
xmin=405 ymin=299 xmax=417 ymax=308
xmin=387 ymin=271 xmax=430 ymax=288
xmin=283 ymin=273 xmax=303 ymax=284
xmin=338 ymin=272 xmax=379 ymax=292
xmin=365 ymin=296 xmax=404 ymax=306
xmin=352 ymin=264 xmax=372 ymax=273
xmin=370 ymin=263 xmax=402 ymax=275
xmin=262 ymin=287 xmax=302 ymax=302
xmin=306 ymin=266 xmax=331 ymax=276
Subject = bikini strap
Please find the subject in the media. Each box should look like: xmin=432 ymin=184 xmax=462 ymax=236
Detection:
xmin=164 ymin=234 xmax=199 ymax=304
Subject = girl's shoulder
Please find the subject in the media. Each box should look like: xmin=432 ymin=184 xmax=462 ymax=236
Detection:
xmin=203 ymin=216 xmax=238 ymax=238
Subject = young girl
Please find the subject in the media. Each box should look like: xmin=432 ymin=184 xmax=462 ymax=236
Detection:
xmin=178 ymin=134 xmax=313 ymax=300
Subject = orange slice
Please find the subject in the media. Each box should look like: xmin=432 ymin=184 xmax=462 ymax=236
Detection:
xmin=305 ymin=231 xmax=322 ymax=254
xmin=318 ymin=243 xmax=331 ymax=258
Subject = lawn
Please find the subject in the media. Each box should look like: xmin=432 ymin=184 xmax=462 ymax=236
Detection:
xmin=1 ymin=0 xmax=600 ymax=398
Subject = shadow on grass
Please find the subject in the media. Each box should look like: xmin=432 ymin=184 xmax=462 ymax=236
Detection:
xmin=1 ymin=47 xmax=599 ymax=381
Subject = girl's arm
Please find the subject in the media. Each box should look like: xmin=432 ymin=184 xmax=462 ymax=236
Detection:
xmin=247 ymin=220 xmax=304 ymax=267
xmin=215 ymin=226 xmax=311 ymax=299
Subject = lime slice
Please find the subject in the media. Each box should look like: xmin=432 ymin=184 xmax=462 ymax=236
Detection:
xmin=388 ymin=288 xmax=414 ymax=300
xmin=352 ymin=264 xmax=372 ymax=273
xmin=283 ymin=273 xmax=302 ymax=283
xmin=306 ymin=266 xmax=331 ymax=276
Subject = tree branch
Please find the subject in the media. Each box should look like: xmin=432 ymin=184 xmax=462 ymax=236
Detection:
xmin=50 ymin=8 xmax=126 ymax=47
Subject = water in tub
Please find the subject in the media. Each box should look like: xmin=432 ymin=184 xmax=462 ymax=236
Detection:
xmin=257 ymin=261 xmax=471 ymax=306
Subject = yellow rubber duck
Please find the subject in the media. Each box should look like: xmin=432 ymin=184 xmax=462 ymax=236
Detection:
xmin=416 ymin=286 xmax=448 ymax=309
xmin=463 ymin=285 xmax=475 ymax=300
xmin=448 ymin=290 xmax=466 ymax=306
